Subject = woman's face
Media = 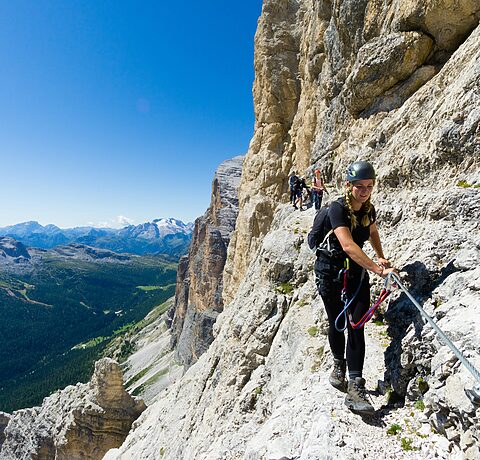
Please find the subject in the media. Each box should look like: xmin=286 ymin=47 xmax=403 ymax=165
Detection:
xmin=350 ymin=179 xmax=374 ymax=204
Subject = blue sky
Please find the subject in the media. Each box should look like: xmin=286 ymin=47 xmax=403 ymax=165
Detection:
xmin=0 ymin=1 xmax=262 ymax=228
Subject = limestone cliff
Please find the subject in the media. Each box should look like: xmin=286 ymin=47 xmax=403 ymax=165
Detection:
xmin=170 ymin=156 xmax=244 ymax=366
xmin=223 ymin=0 xmax=480 ymax=303
xmin=104 ymin=1 xmax=479 ymax=458
xmin=0 ymin=359 xmax=145 ymax=460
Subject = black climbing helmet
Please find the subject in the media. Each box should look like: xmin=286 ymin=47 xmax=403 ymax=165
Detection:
xmin=346 ymin=161 xmax=376 ymax=182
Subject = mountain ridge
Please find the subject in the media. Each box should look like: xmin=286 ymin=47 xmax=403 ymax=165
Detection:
xmin=0 ymin=217 xmax=194 ymax=258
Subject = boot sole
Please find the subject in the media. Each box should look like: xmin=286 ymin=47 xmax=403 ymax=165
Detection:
xmin=344 ymin=398 xmax=375 ymax=415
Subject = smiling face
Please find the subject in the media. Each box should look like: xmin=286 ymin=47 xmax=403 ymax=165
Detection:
xmin=349 ymin=179 xmax=374 ymax=207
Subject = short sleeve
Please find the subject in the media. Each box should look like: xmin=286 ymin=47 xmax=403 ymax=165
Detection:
xmin=328 ymin=200 xmax=350 ymax=230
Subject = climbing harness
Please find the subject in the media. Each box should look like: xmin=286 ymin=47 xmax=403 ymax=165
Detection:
xmin=334 ymin=258 xmax=392 ymax=332
xmin=389 ymin=273 xmax=480 ymax=407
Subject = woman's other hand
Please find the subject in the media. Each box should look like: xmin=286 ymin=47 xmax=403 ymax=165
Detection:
xmin=380 ymin=266 xmax=398 ymax=279
xmin=377 ymin=257 xmax=391 ymax=268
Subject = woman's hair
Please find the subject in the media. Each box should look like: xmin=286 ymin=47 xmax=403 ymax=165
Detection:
xmin=344 ymin=184 xmax=373 ymax=229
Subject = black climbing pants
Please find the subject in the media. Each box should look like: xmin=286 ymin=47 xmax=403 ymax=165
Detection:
xmin=314 ymin=255 xmax=371 ymax=375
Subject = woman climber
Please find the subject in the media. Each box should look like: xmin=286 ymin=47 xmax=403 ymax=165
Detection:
xmin=311 ymin=168 xmax=329 ymax=210
xmin=308 ymin=160 xmax=397 ymax=415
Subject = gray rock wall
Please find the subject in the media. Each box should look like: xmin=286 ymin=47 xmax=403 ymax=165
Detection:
xmin=224 ymin=0 xmax=480 ymax=303
xmin=105 ymin=202 xmax=479 ymax=459
xmin=170 ymin=156 xmax=244 ymax=367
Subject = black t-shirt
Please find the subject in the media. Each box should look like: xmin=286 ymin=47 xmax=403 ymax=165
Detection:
xmin=328 ymin=197 xmax=375 ymax=247
xmin=325 ymin=197 xmax=376 ymax=270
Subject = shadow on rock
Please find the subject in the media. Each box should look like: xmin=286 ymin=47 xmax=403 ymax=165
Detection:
xmin=381 ymin=261 xmax=460 ymax=404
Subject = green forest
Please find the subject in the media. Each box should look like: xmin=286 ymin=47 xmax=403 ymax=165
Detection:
xmin=0 ymin=253 xmax=176 ymax=413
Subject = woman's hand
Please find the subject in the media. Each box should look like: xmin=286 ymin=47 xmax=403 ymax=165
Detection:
xmin=379 ymin=266 xmax=397 ymax=278
xmin=377 ymin=257 xmax=391 ymax=268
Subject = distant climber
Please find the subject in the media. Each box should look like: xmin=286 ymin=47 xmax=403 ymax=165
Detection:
xmin=311 ymin=168 xmax=329 ymax=211
xmin=289 ymin=171 xmax=299 ymax=206
xmin=294 ymin=176 xmax=310 ymax=211
xmin=308 ymin=160 xmax=397 ymax=415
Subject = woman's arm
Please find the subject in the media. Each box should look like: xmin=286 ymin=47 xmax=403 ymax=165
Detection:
xmin=334 ymin=226 xmax=393 ymax=277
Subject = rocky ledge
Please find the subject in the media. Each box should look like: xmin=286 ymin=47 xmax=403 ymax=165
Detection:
xmin=0 ymin=358 xmax=145 ymax=460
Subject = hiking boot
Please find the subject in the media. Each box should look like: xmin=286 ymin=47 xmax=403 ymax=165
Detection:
xmin=345 ymin=377 xmax=375 ymax=414
xmin=329 ymin=358 xmax=347 ymax=392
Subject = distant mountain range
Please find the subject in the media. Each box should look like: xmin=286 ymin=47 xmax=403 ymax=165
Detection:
xmin=0 ymin=218 xmax=194 ymax=258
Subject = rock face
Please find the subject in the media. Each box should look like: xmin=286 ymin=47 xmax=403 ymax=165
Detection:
xmin=0 ymin=359 xmax=145 ymax=460
xmin=343 ymin=31 xmax=433 ymax=114
xmin=223 ymin=1 xmax=305 ymax=305
xmin=104 ymin=1 xmax=479 ymax=458
xmin=170 ymin=156 xmax=244 ymax=366
xmin=223 ymin=0 xmax=480 ymax=304
xmin=104 ymin=205 xmax=479 ymax=459
xmin=0 ymin=237 xmax=30 ymax=260
xmin=0 ymin=414 xmax=10 ymax=448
